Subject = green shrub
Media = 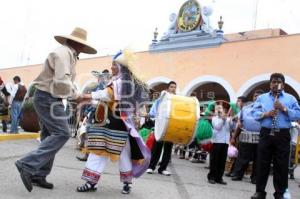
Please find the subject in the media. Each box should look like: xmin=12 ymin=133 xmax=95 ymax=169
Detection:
xmin=28 ymin=84 xmax=37 ymax=97
xmin=22 ymin=98 xmax=35 ymax=112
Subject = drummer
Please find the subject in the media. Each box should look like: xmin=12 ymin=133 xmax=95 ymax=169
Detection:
xmin=146 ymin=81 xmax=177 ymax=176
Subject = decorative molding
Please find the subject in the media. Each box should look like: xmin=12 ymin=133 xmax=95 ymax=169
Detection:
xmin=147 ymin=77 xmax=173 ymax=88
xmin=182 ymin=75 xmax=236 ymax=101
xmin=147 ymin=76 xmax=180 ymax=92
xmin=149 ymin=31 xmax=224 ymax=52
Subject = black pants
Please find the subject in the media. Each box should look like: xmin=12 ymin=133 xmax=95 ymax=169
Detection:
xmin=289 ymin=144 xmax=296 ymax=176
xmin=2 ymin=120 xmax=7 ymax=132
xmin=233 ymin=142 xmax=257 ymax=180
xmin=180 ymin=139 xmax=199 ymax=158
xmin=149 ymin=141 xmax=173 ymax=172
xmin=208 ymin=143 xmax=228 ymax=182
xmin=256 ymin=128 xmax=290 ymax=196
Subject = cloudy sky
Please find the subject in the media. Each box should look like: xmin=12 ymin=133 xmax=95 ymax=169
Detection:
xmin=0 ymin=0 xmax=299 ymax=69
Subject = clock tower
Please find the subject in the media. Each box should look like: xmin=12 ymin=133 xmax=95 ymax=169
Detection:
xmin=177 ymin=0 xmax=202 ymax=32
xmin=149 ymin=0 xmax=225 ymax=52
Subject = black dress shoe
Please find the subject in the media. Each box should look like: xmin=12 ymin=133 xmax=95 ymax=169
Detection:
xmin=208 ymin=179 xmax=216 ymax=184
xmin=274 ymin=196 xmax=283 ymax=199
xmin=15 ymin=162 xmax=32 ymax=192
xmin=225 ymin=172 xmax=235 ymax=177
xmin=231 ymin=176 xmax=242 ymax=181
xmin=216 ymin=180 xmax=227 ymax=185
xmin=273 ymin=192 xmax=284 ymax=199
xmin=251 ymin=178 xmax=256 ymax=184
xmin=32 ymin=178 xmax=54 ymax=189
xmin=251 ymin=192 xmax=266 ymax=199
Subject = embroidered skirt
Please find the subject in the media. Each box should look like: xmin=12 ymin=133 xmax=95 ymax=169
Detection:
xmin=87 ymin=126 xmax=128 ymax=162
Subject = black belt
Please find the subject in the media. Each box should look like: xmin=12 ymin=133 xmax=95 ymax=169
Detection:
xmin=261 ymin=127 xmax=290 ymax=133
xmin=36 ymin=89 xmax=63 ymax=101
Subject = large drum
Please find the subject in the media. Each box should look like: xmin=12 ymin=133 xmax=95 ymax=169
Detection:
xmin=154 ymin=92 xmax=200 ymax=145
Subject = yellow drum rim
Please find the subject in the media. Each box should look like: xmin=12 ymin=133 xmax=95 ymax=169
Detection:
xmin=188 ymin=96 xmax=200 ymax=145
xmin=154 ymin=92 xmax=201 ymax=145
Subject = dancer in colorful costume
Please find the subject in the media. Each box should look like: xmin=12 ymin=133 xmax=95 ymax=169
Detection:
xmin=76 ymin=50 xmax=151 ymax=194
xmin=76 ymin=69 xmax=110 ymax=161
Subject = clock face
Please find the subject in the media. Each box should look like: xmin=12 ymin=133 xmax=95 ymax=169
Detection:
xmin=177 ymin=0 xmax=202 ymax=32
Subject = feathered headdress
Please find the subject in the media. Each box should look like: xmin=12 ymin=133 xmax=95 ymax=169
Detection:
xmin=113 ymin=49 xmax=149 ymax=92
xmin=113 ymin=49 xmax=135 ymax=70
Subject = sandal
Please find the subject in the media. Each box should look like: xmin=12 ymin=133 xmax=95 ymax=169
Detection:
xmin=76 ymin=182 xmax=97 ymax=192
xmin=122 ymin=183 xmax=131 ymax=194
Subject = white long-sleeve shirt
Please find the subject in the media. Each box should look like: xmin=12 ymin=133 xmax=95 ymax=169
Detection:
xmin=212 ymin=116 xmax=232 ymax=144
xmin=6 ymin=82 xmax=24 ymax=104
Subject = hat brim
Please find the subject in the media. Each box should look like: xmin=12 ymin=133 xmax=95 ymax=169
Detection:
xmin=54 ymin=35 xmax=97 ymax=54
xmin=91 ymin=71 xmax=110 ymax=78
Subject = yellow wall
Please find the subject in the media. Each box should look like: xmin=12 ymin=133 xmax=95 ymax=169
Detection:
xmin=1 ymin=33 xmax=300 ymax=100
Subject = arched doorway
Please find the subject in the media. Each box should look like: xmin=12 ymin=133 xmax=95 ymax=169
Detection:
xmin=147 ymin=77 xmax=179 ymax=100
xmin=190 ymin=82 xmax=231 ymax=114
xmin=237 ymin=74 xmax=300 ymax=101
xmin=191 ymin=82 xmax=230 ymax=102
xmin=147 ymin=76 xmax=173 ymax=92
xmin=244 ymin=81 xmax=300 ymax=101
xmin=149 ymin=82 xmax=169 ymax=101
xmin=151 ymin=83 xmax=168 ymax=93
xmin=182 ymin=75 xmax=236 ymax=102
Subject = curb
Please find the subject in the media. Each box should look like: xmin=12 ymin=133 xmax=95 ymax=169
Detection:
xmin=0 ymin=133 xmax=40 ymax=141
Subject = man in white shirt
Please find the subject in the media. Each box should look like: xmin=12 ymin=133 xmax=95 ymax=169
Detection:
xmin=146 ymin=81 xmax=177 ymax=176
xmin=15 ymin=27 xmax=97 ymax=192
xmin=8 ymin=76 xmax=27 ymax=133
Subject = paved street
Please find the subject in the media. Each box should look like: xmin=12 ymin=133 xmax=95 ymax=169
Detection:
xmin=1 ymin=138 xmax=299 ymax=199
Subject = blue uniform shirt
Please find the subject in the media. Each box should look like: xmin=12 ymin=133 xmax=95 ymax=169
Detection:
xmin=148 ymin=98 xmax=161 ymax=118
xmin=240 ymin=103 xmax=261 ymax=132
xmin=252 ymin=91 xmax=300 ymax=129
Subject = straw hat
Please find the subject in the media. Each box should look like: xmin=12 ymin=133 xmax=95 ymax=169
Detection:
xmin=54 ymin=27 xmax=97 ymax=54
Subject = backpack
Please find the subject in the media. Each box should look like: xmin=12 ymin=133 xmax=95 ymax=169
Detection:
xmin=14 ymin=84 xmax=27 ymax=101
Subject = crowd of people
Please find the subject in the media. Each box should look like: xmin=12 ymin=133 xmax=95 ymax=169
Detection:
xmin=0 ymin=76 xmax=27 ymax=134
xmin=2 ymin=27 xmax=299 ymax=199
xmin=74 ymin=72 xmax=300 ymax=199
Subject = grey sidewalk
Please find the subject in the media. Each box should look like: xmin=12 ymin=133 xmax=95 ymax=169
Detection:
xmin=1 ymin=139 xmax=299 ymax=199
